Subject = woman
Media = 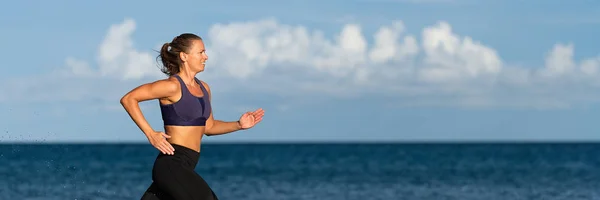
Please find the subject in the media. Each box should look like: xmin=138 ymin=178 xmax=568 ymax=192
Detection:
xmin=120 ymin=33 xmax=265 ymax=200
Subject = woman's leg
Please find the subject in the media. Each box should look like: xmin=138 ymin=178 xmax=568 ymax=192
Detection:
xmin=141 ymin=182 xmax=174 ymax=200
xmin=151 ymin=157 xmax=218 ymax=200
xmin=142 ymin=143 xmax=218 ymax=200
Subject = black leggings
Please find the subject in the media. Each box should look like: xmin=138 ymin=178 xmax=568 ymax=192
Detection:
xmin=141 ymin=144 xmax=218 ymax=200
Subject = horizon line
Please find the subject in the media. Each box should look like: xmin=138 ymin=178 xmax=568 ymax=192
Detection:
xmin=2 ymin=139 xmax=600 ymax=145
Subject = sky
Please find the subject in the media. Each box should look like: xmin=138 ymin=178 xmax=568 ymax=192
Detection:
xmin=1 ymin=0 xmax=599 ymax=143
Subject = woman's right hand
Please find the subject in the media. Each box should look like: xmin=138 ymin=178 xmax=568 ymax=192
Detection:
xmin=147 ymin=131 xmax=175 ymax=155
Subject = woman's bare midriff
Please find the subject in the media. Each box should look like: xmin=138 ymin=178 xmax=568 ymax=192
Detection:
xmin=164 ymin=126 xmax=206 ymax=153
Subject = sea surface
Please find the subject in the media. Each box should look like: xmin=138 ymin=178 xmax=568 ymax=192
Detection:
xmin=1 ymin=142 xmax=599 ymax=200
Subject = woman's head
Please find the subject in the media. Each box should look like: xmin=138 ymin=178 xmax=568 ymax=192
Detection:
xmin=158 ymin=33 xmax=208 ymax=76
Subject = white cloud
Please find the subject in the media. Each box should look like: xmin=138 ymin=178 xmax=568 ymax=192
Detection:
xmin=204 ymin=19 xmax=375 ymax=80
xmin=205 ymin=19 xmax=502 ymax=86
xmin=4 ymin=17 xmax=600 ymax=109
xmin=63 ymin=18 xmax=163 ymax=81
xmin=200 ymin=18 xmax=600 ymax=108
xmin=202 ymin=19 xmax=505 ymax=95
xmin=368 ymin=21 xmax=418 ymax=64
xmin=418 ymin=21 xmax=502 ymax=83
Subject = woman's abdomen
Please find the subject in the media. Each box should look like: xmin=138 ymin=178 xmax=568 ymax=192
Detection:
xmin=164 ymin=125 xmax=206 ymax=152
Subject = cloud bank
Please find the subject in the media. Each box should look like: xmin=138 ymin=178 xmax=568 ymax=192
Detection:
xmin=22 ymin=18 xmax=600 ymax=109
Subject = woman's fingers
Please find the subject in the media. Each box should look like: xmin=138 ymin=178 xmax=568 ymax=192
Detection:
xmin=158 ymin=143 xmax=169 ymax=154
xmin=158 ymin=140 xmax=173 ymax=155
xmin=163 ymin=141 xmax=174 ymax=154
xmin=156 ymin=143 xmax=166 ymax=154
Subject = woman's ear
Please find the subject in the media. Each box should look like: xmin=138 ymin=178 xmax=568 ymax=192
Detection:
xmin=179 ymin=52 xmax=187 ymax=62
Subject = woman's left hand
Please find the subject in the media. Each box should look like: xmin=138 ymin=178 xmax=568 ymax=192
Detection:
xmin=238 ymin=108 xmax=265 ymax=130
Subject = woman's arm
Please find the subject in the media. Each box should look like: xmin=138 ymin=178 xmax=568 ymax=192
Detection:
xmin=201 ymin=81 xmax=243 ymax=136
xmin=120 ymin=79 xmax=179 ymax=154
xmin=205 ymin=116 xmax=243 ymax=136
xmin=120 ymin=79 xmax=178 ymax=135
xmin=202 ymin=81 xmax=265 ymax=136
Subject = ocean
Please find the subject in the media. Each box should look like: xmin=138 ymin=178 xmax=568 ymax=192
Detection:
xmin=0 ymin=142 xmax=599 ymax=200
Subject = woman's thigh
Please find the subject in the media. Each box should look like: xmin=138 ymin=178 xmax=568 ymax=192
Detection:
xmin=152 ymin=158 xmax=218 ymax=200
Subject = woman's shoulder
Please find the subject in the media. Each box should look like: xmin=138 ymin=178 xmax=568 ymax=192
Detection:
xmin=197 ymin=79 xmax=211 ymax=92
xmin=148 ymin=77 xmax=181 ymax=93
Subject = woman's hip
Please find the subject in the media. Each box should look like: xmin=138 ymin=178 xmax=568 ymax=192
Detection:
xmin=152 ymin=143 xmax=200 ymax=171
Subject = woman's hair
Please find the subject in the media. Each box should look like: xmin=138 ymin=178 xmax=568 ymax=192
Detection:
xmin=157 ymin=33 xmax=203 ymax=76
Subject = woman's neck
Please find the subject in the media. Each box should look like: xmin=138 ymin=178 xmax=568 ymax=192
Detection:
xmin=177 ymin=69 xmax=198 ymax=86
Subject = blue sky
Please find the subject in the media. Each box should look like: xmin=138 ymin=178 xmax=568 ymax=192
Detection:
xmin=1 ymin=0 xmax=599 ymax=143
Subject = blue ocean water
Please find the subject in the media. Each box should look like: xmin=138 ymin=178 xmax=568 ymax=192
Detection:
xmin=1 ymin=142 xmax=599 ymax=200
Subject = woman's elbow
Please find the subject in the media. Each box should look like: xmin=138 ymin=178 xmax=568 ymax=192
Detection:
xmin=120 ymin=94 xmax=135 ymax=106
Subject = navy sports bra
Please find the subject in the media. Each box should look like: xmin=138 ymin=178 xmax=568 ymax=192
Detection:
xmin=159 ymin=75 xmax=212 ymax=126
